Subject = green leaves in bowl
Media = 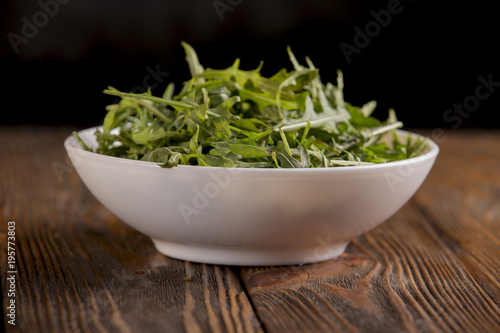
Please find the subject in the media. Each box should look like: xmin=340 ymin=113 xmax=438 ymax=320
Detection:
xmin=74 ymin=42 xmax=427 ymax=168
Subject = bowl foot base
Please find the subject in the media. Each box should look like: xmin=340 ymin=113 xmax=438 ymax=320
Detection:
xmin=151 ymin=239 xmax=349 ymax=266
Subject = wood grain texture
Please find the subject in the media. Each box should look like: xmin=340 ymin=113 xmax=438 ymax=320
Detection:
xmin=241 ymin=130 xmax=500 ymax=333
xmin=1 ymin=127 xmax=500 ymax=333
xmin=0 ymin=126 xmax=263 ymax=333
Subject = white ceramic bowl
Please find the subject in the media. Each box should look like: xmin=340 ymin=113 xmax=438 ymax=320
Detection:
xmin=65 ymin=127 xmax=439 ymax=266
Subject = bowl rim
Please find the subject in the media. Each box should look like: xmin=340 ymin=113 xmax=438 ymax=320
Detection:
xmin=65 ymin=126 xmax=439 ymax=173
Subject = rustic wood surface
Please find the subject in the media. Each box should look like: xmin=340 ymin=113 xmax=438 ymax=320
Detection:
xmin=1 ymin=126 xmax=499 ymax=333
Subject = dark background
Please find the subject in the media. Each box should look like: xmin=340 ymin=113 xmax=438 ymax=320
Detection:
xmin=1 ymin=0 xmax=498 ymax=129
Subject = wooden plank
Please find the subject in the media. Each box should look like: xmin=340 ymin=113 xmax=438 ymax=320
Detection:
xmin=3 ymin=127 xmax=500 ymax=332
xmin=241 ymin=130 xmax=500 ymax=333
xmin=0 ymin=126 xmax=263 ymax=333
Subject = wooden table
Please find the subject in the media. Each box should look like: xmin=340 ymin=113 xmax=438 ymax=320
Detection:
xmin=1 ymin=126 xmax=499 ymax=333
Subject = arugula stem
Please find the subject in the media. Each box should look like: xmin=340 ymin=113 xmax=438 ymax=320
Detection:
xmin=371 ymin=121 xmax=404 ymax=136
xmin=72 ymin=132 xmax=92 ymax=152
xmin=278 ymin=127 xmax=293 ymax=156
xmin=274 ymin=114 xmax=349 ymax=132
xmin=124 ymin=99 xmax=170 ymax=124
xmin=104 ymin=90 xmax=193 ymax=110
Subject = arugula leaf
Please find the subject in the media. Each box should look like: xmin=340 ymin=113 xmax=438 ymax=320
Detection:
xmin=228 ymin=143 xmax=269 ymax=158
xmin=131 ymin=122 xmax=167 ymax=145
